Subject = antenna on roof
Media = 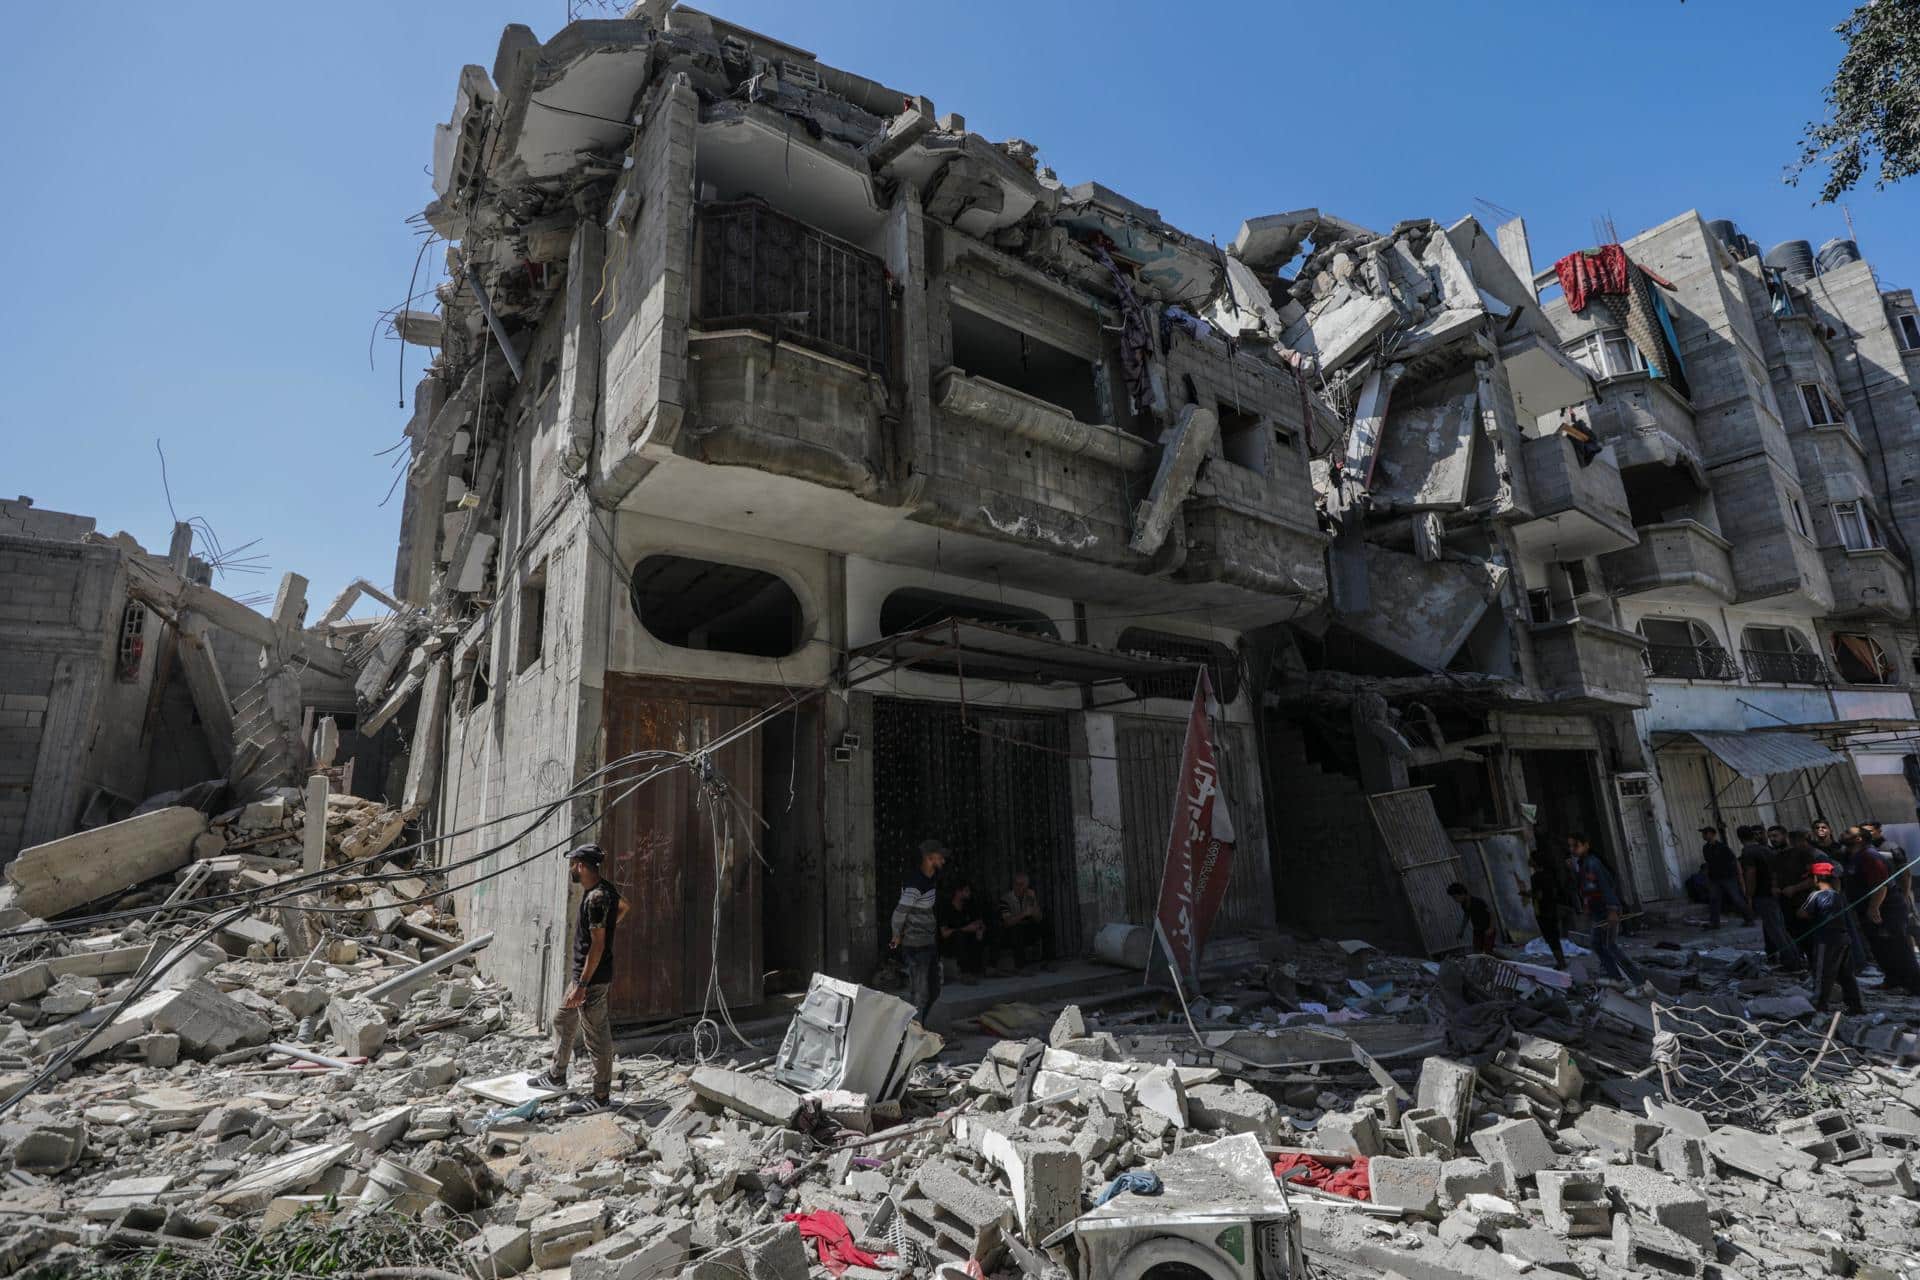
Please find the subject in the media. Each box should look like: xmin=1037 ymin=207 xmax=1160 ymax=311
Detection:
xmin=1473 ymin=196 xmax=1520 ymax=224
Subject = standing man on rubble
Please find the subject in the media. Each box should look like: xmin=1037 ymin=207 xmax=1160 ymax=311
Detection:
xmin=1799 ymin=861 xmax=1866 ymax=1015
xmin=532 ymin=844 xmax=628 ymax=1112
xmin=1699 ymin=825 xmax=1753 ymax=928
xmin=1742 ymin=825 xmax=1802 ymax=971
xmin=1847 ymin=826 xmax=1920 ymax=996
xmin=890 ymin=839 xmax=948 ymax=1025
xmin=1566 ymin=833 xmax=1643 ymax=986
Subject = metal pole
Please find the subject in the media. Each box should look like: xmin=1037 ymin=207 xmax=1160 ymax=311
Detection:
xmin=465 ymin=267 xmax=525 ymax=383
xmin=363 ymin=930 xmax=496 ymax=1004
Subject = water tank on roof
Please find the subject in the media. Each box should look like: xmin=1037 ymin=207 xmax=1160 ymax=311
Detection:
xmin=1707 ymin=219 xmax=1738 ymax=247
xmin=1817 ymin=238 xmax=1861 ymax=274
xmin=1765 ymin=240 xmax=1816 ymax=282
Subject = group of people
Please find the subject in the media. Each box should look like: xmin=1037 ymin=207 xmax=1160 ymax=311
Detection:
xmin=888 ymin=838 xmax=1051 ymax=1025
xmin=1687 ymin=819 xmax=1920 ymax=1012
xmin=1446 ymin=833 xmax=1643 ymax=985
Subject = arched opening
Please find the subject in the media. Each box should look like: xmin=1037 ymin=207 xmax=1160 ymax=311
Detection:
xmin=1739 ymin=625 xmax=1824 ymax=684
xmin=1638 ymin=617 xmax=1734 ymax=680
xmin=1831 ymin=632 xmax=1895 ymax=685
xmin=879 ymin=588 xmax=1059 ymax=639
xmin=629 ymin=555 xmax=804 ymax=657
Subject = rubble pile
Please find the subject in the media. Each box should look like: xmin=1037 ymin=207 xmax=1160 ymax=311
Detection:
xmin=0 ymin=873 xmax=1917 ymax=1278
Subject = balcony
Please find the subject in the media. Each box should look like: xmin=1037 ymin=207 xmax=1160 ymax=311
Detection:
xmin=1822 ymin=546 xmax=1914 ymax=621
xmin=1586 ymin=373 xmax=1703 ymax=470
xmin=1601 ymin=520 xmax=1736 ymax=603
xmin=1529 ymin=617 xmax=1649 ymax=708
xmin=1513 ymin=433 xmax=1637 ymax=558
xmin=1740 ymin=648 xmax=1831 ymax=685
xmin=693 ymin=200 xmax=888 ymax=374
xmin=1645 ymin=642 xmax=1738 ymax=681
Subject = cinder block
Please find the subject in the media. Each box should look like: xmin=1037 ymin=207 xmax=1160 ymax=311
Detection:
xmin=1470 ymin=1116 xmax=1557 ymax=1183
xmin=1606 ymin=1164 xmax=1711 ymax=1249
xmin=1612 ymin=1216 xmax=1701 ymax=1278
xmin=1367 ymin=1155 xmax=1442 ymax=1216
xmin=1537 ymin=1169 xmax=1610 ymax=1237
xmin=1777 ymin=1108 xmax=1867 ymax=1164
xmin=1576 ymin=1104 xmax=1664 ymax=1155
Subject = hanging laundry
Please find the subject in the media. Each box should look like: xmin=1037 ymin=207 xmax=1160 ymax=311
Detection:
xmin=783 ymin=1210 xmax=892 ymax=1277
xmin=1553 ymin=245 xmax=1631 ymax=314
xmin=1160 ymin=305 xmax=1213 ymax=347
xmin=1559 ymin=411 xmax=1603 ymax=468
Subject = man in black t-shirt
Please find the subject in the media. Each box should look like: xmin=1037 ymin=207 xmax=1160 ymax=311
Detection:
xmin=532 ymin=844 xmax=629 ymax=1109
xmin=1700 ymin=826 xmax=1752 ymax=927
xmin=1742 ymin=826 xmax=1801 ymax=970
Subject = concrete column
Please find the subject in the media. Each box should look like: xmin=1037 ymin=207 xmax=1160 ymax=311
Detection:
xmin=303 ymin=774 xmax=329 ymax=873
xmin=1071 ymin=712 xmax=1127 ymax=947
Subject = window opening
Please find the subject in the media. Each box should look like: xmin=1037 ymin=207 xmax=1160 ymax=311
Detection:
xmin=116 ymin=601 xmax=146 ymax=682
xmin=516 ymin=559 xmax=548 ymax=674
xmin=1117 ymin=627 xmax=1241 ymax=702
xmin=631 ymin=555 xmax=804 ymax=657
xmin=879 ymin=588 xmax=1059 ymax=639
xmin=1740 ymin=625 xmax=1824 ymax=683
xmin=1638 ymin=617 xmax=1735 ymax=680
xmin=950 ymin=305 xmax=1103 ymax=424
xmin=1831 ymin=632 xmax=1895 ymax=684
xmin=1898 ymin=313 xmax=1920 ymax=350
xmin=1798 ymin=383 xmax=1845 ymax=428
xmin=1217 ymin=402 xmax=1267 ymax=473
xmin=1833 ymin=501 xmax=1883 ymax=550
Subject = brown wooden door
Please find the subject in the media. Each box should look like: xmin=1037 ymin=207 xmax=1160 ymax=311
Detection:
xmin=600 ymin=675 xmax=764 ymax=1022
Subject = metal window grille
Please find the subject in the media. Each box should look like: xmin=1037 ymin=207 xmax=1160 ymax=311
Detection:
xmin=1645 ymin=642 xmax=1737 ymax=681
xmin=1740 ymin=649 xmax=1829 ymax=684
xmin=695 ymin=200 xmax=888 ymax=374
xmin=1117 ymin=628 xmax=1241 ymax=702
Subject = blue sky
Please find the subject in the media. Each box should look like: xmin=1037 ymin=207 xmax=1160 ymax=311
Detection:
xmin=4 ymin=1 xmax=1913 ymax=615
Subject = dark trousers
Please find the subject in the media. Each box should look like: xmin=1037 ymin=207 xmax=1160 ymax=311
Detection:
xmin=1536 ymin=907 xmax=1567 ymax=966
xmin=1707 ymin=876 xmax=1752 ymax=927
xmin=1587 ymin=913 xmax=1643 ymax=983
xmin=1756 ymin=896 xmax=1803 ymax=970
xmin=1867 ymin=907 xmax=1920 ymax=995
xmin=904 ymin=944 xmax=942 ymax=1023
xmin=943 ymin=930 xmax=986 ymax=975
xmin=1810 ymin=939 xmax=1864 ymax=1013
xmin=1003 ymin=920 xmax=1044 ymax=968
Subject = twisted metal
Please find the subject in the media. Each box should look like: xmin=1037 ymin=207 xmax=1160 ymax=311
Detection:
xmin=1649 ymin=999 xmax=1878 ymax=1129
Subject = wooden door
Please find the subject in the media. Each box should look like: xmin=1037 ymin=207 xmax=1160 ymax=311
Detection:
xmin=600 ymin=675 xmax=764 ymax=1022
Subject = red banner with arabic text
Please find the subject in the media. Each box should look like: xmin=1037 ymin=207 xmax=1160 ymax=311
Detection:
xmin=1152 ymin=668 xmax=1238 ymax=982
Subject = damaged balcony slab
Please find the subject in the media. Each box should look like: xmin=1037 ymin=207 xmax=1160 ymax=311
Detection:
xmin=1331 ymin=545 xmax=1509 ymax=672
xmin=487 ymin=20 xmax=657 ymax=186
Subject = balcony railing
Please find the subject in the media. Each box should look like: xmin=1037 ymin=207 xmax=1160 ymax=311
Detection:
xmin=694 ymin=200 xmax=889 ymax=374
xmin=1645 ymin=642 xmax=1738 ymax=681
xmin=1740 ymin=648 xmax=1830 ymax=685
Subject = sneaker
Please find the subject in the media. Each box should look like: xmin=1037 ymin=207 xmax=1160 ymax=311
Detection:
xmin=564 ymin=1097 xmax=610 ymax=1116
xmin=527 ymin=1070 xmax=569 ymax=1091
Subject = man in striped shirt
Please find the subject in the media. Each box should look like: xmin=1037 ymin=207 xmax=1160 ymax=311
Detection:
xmin=890 ymin=839 xmax=948 ymax=1023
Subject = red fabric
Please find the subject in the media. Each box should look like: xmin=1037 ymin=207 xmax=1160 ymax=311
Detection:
xmin=784 ymin=1211 xmax=889 ymax=1277
xmin=1553 ymin=245 xmax=1632 ymax=314
xmin=1273 ymin=1153 xmax=1372 ymax=1202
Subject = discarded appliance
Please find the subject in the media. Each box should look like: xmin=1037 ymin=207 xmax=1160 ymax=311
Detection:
xmin=773 ymin=974 xmax=942 ymax=1103
xmin=1051 ymin=1134 xmax=1305 ymax=1280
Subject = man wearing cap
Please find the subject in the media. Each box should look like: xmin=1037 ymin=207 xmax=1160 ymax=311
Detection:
xmin=1799 ymin=860 xmax=1865 ymax=1015
xmin=532 ymin=844 xmax=628 ymax=1109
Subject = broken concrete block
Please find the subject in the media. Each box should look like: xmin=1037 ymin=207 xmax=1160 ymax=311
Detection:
xmin=1048 ymin=1005 xmax=1085 ymax=1047
xmin=464 ymin=1224 xmax=532 ymax=1277
xmin=1401 ymin=1108 xmax=1452 ymax=1157
xmin=1776 ymin=1108 xmax=1867 ymax=1164
xmin=1497 ymin=1227 xmax=1579 ymax=1275
xmin=1135 ymin=1065 xmax=1188 ymax=1129
xmin=1576 ymin=1104 xmax=1664 ymax=1155
xmin=327 ymin=996 xmax=388 ymax=1059
xmin=1605 ymin=1164 xmax=1711 ymax=1249
xmin=349 ymin=1104 xmax=415 ymax=1153
xmin=571 ymin=1217 xmax=691 ymax=1280
xmin=1706 ymin=1124 xmax=1821 ymax=1183
xmin=1415 ymin=1056 xmax=1476 ymax=1144
xmin=977 ymin=1130 xmax=1079 ymax=1243
xmin=209 ymin=1142 xmax=353 ymax=1211
xmin=1644 ymin=1097 xmax=1711 ymax=1139
xmin=1655 ymin=1131 xmax=1709 ymax=1180
xmin=531 ymin=1200 xmax=608 ymax=1270
xmin=738 ymin=1222 xmax=810 ymax=1280
xmin=1537 ymin=1170 xmax=1610 ymax=1237
xmin=81 ymin=1175 xmax=175 ymax=1222
xmin=1186 ymin=1083 xmax=1282 ymax=1143
xmin=134 ymin=1033 xmax=180 ymax=1067
xmin=690 ymin=1067 xmax=802 ymax=1127
xmin=1366 ymin=1155 xmax=1442 ymax=1216
xmin=1470 ymin=1116 xmax=1556 ymax=1182
xmin=5 ymin=807 xmax=206 ymax=918
xmin=1439 ymin=1157 xmax=1502 ymax=1208
xmin=1317 ymin=1109 xmax=1384 ymax=1156
xmin=5 ymin=1119 xmax=86 ymax=1172
xmin=1611 ymin=1215 xmax=1701 ymax=1278
xmin=0 ymin=962 xmax=53 ymax=1007
xmin=141 ymin=981 xmax=271 ymax=1057
xmin=1838 ymin=1155 xmax=1917 ymax=1198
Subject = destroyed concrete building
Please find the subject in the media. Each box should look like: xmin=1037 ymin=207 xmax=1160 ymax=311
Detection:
xmin=390 ymin=9 xmax=1331 ymax=1023
xmin=0 ymin=495 xmax=409 ymax=860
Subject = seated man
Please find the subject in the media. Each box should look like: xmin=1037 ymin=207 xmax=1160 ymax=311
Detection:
xmin=937 ymin=882 xmax=988 ymax=981
xmin=998 ymin=871 xmax=1045 ymax=971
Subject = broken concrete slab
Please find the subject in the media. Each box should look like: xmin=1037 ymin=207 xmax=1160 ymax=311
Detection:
xmin=1470 ymin=1116 xmax=1556 ymax=1183
xmin=207 ymin=1142 xmax=353 ymax=1211
xmin=572 ymin=1216 xmax=692 ymax=1280
xmin=326 ymin=996 xmax=388 ymax=1059
xmin=691 ymin=1066 xmax=803 ymax=1127
xmin=7 ymin=807 xmax=206 ymax=918
xmin=1707 ymin=1124 xmax=1822 ymax=1183
xmin=140 ymin=981 xmax=272 ymax=1058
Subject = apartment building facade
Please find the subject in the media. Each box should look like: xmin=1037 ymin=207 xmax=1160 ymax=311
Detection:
xmin=1543 ymin=211 xmax=1920 ymax=893
xmin=398 ymin=11 xmax=1333 ymax=1025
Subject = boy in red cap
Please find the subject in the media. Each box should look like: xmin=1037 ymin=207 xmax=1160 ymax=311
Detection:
xmin=1798 ymin=860 xmax=1865 ymax=1015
